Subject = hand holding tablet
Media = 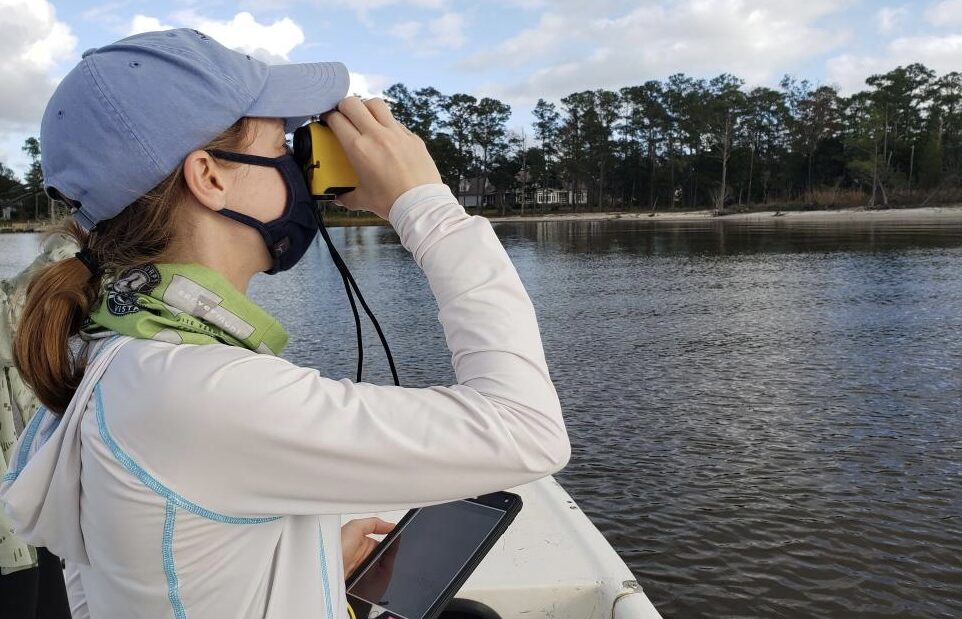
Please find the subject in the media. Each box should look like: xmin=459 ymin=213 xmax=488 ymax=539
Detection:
xmin=346 ymin=491 xmax=523 ymax=619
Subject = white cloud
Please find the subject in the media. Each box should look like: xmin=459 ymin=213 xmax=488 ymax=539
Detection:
xmin=0 ymin=0 xmax=77 ymax=177
xmin=468 ymin=0 xmax=851 ymax=105
xmin=129 ymin=15 xmax=174 ymax=34
xmin=347 ymin=71 xmax=389 ymax=98
xmin=876 ymin=6 xmax=907 ymax=33
xmin=428 ymin=12 xmax=465 ymax=50
xmin=827 ymin=33 xmax=962 ymax=94
xmin=458 ymin=12 xmax=567 ymax=70
xmin=389 ymin=11 xmax=465 ymax=55
xmin=890 ymin=32 xmax=962 ymax=62
xmin=22 ymin=20 xmax=74 ymax=70
xmin=129 ymin=11 xmax=304 ymax=63
xmin=825 ymin=54 xmax=889 ymax=94
xmin=925 ymin=0 xmax=962 ymax=25
xmin=501 ymin=0 xmax=547 ymax=8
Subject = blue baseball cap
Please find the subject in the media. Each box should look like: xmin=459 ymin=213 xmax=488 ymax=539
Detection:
xmin=40 ymin=28 xmax=350 ymax=230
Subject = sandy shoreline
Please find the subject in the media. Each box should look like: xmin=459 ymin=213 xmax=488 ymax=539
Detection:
xmin=3 ymin=205 xmax=961 ymax=233
xmin=484 ymin=204 xmax=962 ymax=224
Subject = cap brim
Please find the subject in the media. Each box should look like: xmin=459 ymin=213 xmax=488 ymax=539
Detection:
xmin=246 ymin=61 xmax=350 ymax=133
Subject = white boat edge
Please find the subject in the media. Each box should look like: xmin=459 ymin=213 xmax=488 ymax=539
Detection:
xmin=344 ymin=475 xmax=663 ymax=618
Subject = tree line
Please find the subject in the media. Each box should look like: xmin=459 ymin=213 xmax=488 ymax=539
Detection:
xmin=0 ymin=137 xmax=54 ymax=221
xmin=4 ymin=62 xmax=962 ymax=219
xmin=385 ymin=63 xmax=962 ymax=214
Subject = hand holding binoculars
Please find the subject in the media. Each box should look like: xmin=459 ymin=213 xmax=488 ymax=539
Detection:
xmin=294 ymin=96 xmax=443 ymax=221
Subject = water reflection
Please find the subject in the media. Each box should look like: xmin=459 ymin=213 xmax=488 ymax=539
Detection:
xmin=498 ymin=217 xmax=962 ymax=256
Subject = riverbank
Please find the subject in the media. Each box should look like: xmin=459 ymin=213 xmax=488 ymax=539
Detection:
xmin=0 ymin=222 xmax=53 ymax=233
xmin=319 ymin=203 xmax=962 ymax=227
xmin=5 ymin=204 xmax=962 ymax=232
xmin=486 ymin=204 xmax=962 ymax=224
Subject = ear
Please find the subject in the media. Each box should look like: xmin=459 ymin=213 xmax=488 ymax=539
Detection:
xmin=182 ymin=150 xmax=230 ymax=212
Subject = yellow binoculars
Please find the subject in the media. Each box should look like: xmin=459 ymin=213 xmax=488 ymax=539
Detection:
xmin=293 ymin=121 xmax=359 ymax=197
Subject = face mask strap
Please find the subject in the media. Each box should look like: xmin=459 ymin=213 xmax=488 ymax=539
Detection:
xmin=206 ymin=149 xmax=286 ymax=166
xmin=205 ymin=147 xmax=302 ymax=218
xmin=216 ymin=207 xmax=284 ymax=274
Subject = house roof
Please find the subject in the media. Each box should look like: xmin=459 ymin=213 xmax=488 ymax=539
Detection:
xmin=460 ymin=176 xmax=496 ymax=195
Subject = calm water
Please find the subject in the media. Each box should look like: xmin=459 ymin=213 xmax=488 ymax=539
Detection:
xmin=2 ymin=216 xmax=960 ymax=618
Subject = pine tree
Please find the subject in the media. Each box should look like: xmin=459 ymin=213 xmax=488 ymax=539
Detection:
xmin=21 ymin=137 xmax=43 ymax=194
xmin=918 ymin=115 xmax=943 ymax=189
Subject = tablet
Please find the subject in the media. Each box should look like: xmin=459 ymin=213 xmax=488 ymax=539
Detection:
xmin=346 ymin=491 xmax=523 ymax=619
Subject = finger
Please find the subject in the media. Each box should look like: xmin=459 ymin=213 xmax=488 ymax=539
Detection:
xmin=363 ymin=98 xmax=397 ymax=127
xmin=367 ymin=518 xmax=396 ymax=536
xmin=336 ymin=96 xmax=383 ymax=135
xmin=343 ymin=517 xmax=374 ymax=534
xmin=334 ymin=189 xmax=360 ymax=211
xmin=323 ymin=110 xmax=360 ymax=145
xmin=362 ymin=538 xmax=379 ymax=556
xmin=356 ymin=517 xmax=395 ymax=536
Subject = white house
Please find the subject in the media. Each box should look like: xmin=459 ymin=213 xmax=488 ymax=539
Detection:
xmin=515 ymin=188 xmax=588 ymax=206
xmin=458 ymin=177 xmax=496 ymax=209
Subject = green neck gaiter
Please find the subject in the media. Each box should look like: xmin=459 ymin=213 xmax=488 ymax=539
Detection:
xmin=85 ymin=263 xmax=288 ymax=356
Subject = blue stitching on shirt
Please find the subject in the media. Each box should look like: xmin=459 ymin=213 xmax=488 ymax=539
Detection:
xmin=163 ymin=498 xmax=187 ymax=619
xmin=3 ymin=334 xmax=123 ymax=483
xmin=3 ymin=334 xmax=123 ymax=484
xmin=37 ymin=410 xmax=60 ymax=448
xmin=319 ymin=526 xmax=335 ymax=619
xmin=3 ymin=407 xmax=46 ymax=482
xmin=94 ymin=383 xmax=279 ymax=525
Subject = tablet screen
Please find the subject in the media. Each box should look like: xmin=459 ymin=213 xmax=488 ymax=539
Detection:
xmin=348 ymin=500 xmax=505 ymax=619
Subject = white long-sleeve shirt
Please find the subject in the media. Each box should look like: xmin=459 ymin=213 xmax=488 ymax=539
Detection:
xmin=0 ymin=183 xmax=570 ymax=619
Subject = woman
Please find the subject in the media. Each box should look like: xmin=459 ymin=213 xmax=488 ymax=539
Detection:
xmin=0 ymin=28 xmax=570 ymax=619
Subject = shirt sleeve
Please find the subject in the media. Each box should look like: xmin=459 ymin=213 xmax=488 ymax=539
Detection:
xmin=102 ymin=183 xmax=570 ymax=517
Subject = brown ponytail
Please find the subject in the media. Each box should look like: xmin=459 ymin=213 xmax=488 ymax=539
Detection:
xmin=14 ymin=117 xmax=255 ymax=414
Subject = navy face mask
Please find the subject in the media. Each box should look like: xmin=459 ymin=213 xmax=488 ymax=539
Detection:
xmin=205 ymin=148 xmax=318 ymax=274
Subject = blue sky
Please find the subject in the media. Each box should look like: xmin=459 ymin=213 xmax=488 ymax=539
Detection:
xmin=4 ymin=0 xmax=962 ymax=177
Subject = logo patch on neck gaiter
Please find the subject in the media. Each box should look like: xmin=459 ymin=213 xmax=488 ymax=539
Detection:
xmin=105 ymin=264 xmax=161 ymax=316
